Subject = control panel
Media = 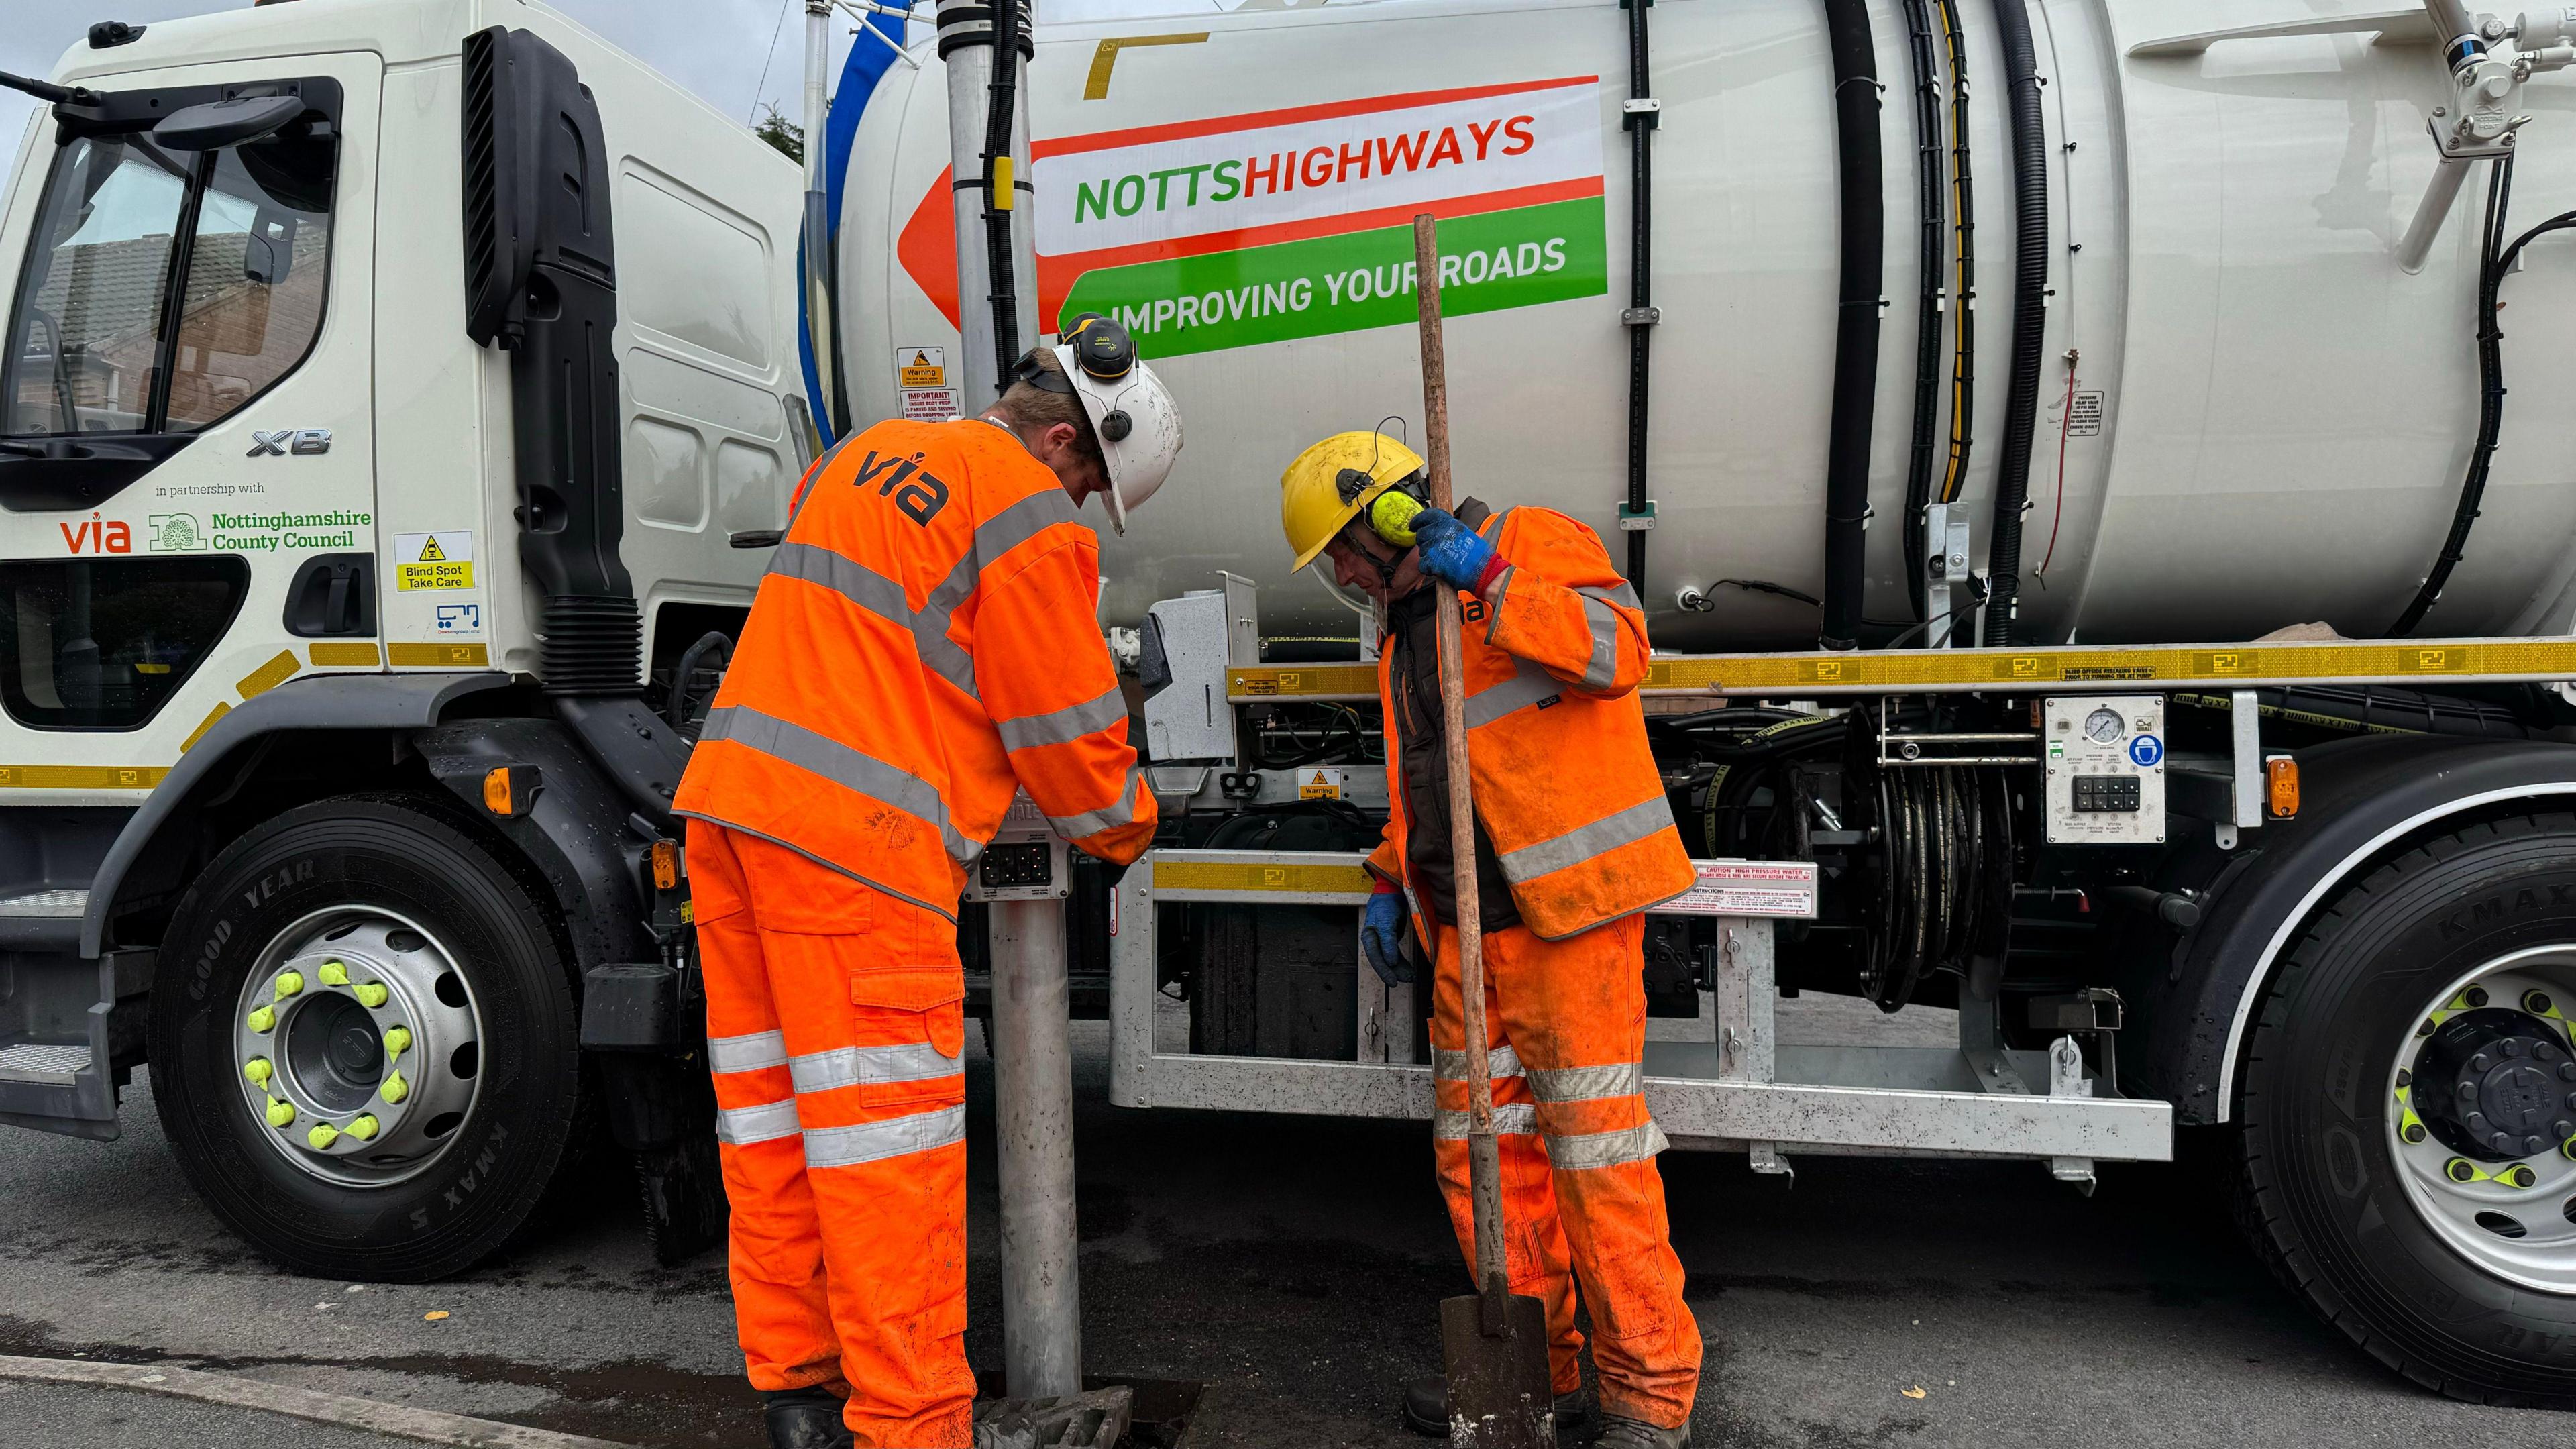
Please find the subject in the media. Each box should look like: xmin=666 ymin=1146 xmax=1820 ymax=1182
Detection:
xmin=2043 ymin=696 xmax=2166 ymax=845
xmin=963 ymin=792 xmax=1069 ymax=902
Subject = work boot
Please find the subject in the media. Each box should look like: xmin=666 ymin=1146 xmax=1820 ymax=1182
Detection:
xmin=1401 ymin=1374 xmax=1593 ymax=1441
xmin=1592 ymin=1414 xmax=1691 ymax=1449
xmin=763 ymin=1387 xmax=854 ymax=1449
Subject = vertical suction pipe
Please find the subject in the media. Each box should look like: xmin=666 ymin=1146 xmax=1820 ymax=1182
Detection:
xmin=939 ymin=0 xmax=1076 ymax=1402
xmin=1898 ymin=0 xmax=1946 ymax=623
xmin=1621 ymin=0 xmax=1656 ymax=590
xmin=939 ymin=0 xmax=1038 ymax=405
xmin=800 ymin=1 xmax=841 ymax=434
xmin=1820 ymin=0 xmax=1884 ymax=651
xmin=989 ymin=895 xmax=1082 ymax=1399
xmin=1981 ymin=0 xmax=2049 ymax=647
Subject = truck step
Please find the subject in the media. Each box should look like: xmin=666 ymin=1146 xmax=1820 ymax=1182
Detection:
xmin=0 ymin=890 xmax=88 ymax=919
xmin=0 ymin=1040 xmax=93 ymax=1087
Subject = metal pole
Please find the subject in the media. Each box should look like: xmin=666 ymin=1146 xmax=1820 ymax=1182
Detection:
xmin=990 ymin=897 xmax=1082 ymax=1399
xmin=2398 ymin=153 xmax=2475 ymax=274
xmin=938 ymin=0 xmax=1038 ymax=409
xmin=800 ymin=1 xmax=839 ymax=429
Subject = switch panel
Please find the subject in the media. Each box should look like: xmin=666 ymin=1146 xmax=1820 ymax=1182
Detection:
xmin=2043 ymin=696 xmax=2165 ymax=844
xmin=962 ymin=792 xmax=1069 ymax=902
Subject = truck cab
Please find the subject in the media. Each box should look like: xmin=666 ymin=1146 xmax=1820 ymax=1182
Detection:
xmin=0 ymin=0 xmax=804 ymax=1275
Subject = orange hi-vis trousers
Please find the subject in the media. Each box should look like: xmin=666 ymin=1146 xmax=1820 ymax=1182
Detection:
xmin=1430 ymin=914 xmax=1701 ymax=1430
xmin=690 ymin=822 xmax=975 ymax=1448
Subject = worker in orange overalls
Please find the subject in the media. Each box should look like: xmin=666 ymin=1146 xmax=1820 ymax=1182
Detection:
xmin=676 ymin=317 xmax=1183 ymax=1449
xmin=1279 ymin=431 xmax=1703 ymax=1449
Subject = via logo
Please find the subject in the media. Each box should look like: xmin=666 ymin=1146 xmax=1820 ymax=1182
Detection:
xmin=60 ymin=513 xmax=132 ymax=554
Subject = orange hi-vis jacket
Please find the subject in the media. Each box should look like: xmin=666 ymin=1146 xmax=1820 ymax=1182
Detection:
xmin=675 ymin=417 xmax=1157 ymax=914
xmin=1368 ymin=506 xmax=1695 ymax=941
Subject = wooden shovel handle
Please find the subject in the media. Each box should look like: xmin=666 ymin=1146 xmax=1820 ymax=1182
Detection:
xmin=1414 ymin=213 xmax=1509 ymax=1299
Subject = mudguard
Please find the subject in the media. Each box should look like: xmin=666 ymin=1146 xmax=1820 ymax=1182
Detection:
xmin=2120 ymin=733 xmax=2576 ymax=1124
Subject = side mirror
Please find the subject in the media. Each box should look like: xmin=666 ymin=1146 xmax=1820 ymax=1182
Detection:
xmin=152 ymin=93 xmax=303 ymax=151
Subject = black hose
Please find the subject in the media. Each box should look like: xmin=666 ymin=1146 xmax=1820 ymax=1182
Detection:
xmin=2385 ymin=160 xmax=2576 ymax=635
xmin=1981 ymin=0 xmax=2048 ymax=647
xmin=1899 ymin=0 xmax=1947 ymax=623
xmin=1623 ymin=0 xmax=1656 ymax=591
xmin=1935 ymin=0 xmax=1975 ymax=510
xmin=665 ymin=631 xmax=734 ymax=732
xmin=980 ymin=0 xmax=1026 ymax=393
xmin=1819 ymin=0 xmax=1884 ymax=653
xmin=1934 ymin=0 xmax=1976 ymax=644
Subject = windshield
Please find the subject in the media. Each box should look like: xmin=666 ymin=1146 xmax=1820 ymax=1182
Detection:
xmin=3 ymin=117 xmax=335 ymax=439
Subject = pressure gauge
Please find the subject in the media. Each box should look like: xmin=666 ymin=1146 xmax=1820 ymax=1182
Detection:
xmin=2084 ymin=707 xmax=2125 ymax=743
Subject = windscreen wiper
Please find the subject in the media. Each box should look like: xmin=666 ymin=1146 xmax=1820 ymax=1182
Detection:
xmin=0 ymin=70 xmax=98 ymax=107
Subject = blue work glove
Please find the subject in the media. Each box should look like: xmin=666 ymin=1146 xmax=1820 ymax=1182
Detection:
xmin=1362 ymin=884 xmax=1415 ymax=986
xmin=1410 ymin=508 xmax=1503 ymax=594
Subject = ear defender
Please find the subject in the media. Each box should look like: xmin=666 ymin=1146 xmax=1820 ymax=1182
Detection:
xmin=1369 ymin=490 xmax=1424 ymax=547
xmin=1061 ymin=312 xmax=1137 ymax=380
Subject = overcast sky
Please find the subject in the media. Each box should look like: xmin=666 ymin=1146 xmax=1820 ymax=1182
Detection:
xmin=3 ymin=0 xmax=869 ymax=184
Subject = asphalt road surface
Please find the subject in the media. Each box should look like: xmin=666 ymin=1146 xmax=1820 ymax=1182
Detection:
xmin=1 ymin=1002 xmax=2568 ymax=1449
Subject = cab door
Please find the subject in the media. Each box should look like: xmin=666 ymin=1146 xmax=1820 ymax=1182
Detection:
xmin=0 ymin=50 xmax=382 ymax=788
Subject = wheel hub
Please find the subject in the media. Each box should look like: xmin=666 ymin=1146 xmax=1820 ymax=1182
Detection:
xmin=2384 ymin=949 xmax=2576 ymax=1295
xmin=2416 ymin=1008 xmax=2576 ymax=1161
xmin=229 ymin=908 xmax=484 ymax=1188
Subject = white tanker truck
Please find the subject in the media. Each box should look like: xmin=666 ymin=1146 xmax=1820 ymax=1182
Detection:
xmin=5 ymin=0 xmax=2576 ymax=1412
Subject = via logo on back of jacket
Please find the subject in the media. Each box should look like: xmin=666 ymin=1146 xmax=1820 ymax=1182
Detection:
xmin=851 ymin=449 xmax=953 ymax=527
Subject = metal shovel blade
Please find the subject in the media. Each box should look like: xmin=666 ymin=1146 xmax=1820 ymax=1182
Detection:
xmin=1438 ymin=1286 xmax=1554 ymax=1448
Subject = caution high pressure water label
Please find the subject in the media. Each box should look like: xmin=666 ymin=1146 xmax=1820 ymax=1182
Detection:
xmin=394 ymin=531 xmax=475 ymax=591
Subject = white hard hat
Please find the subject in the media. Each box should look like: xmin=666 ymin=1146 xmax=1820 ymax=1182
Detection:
xmin=1053 ymin=314 xmax=1183 ymax=535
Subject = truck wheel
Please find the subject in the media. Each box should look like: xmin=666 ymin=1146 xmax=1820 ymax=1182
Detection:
xmin=2237 ymin=812 xmax=2576 ymax=1407
xmin=149 ymin=794 xmax=580 ymax=1281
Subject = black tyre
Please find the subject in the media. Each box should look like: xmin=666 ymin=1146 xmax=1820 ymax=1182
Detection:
xmin=2237 ymin=812 xmax=2576 ymax=1407
xmin=150 ymin=794 xmax=581 ymax=1281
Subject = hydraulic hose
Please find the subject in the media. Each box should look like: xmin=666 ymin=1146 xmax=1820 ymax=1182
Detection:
xmin=979 ymin=0 xmax=1025 ymax=390
xmin=1623 ymin=0 xmax=1656 ymax=591
xmin=1981 ymin=0 xmax=2048 ymax=647
xmin=2390 ymin=160 xmax=2576 ymax=635
xmin=1933 ymin=0 xmax=1976 ymax=643
xmin=1820 ymin=0 xmax=1884 ymax=652
xmin=1898 ymin=0 xmax=1947 ymax=623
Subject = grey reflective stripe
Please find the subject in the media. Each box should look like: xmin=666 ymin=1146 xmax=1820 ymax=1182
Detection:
xmin=1526 ymin=1061 xmax=1643 ymax=1104
xmin=708 ymin=1030 xmax=789 ymax=1074
xmin=804 ymin=1103 xmax=968 ymax=1168
xmin=789 ymin=1041 xmax=963 ymax=1095
xmin=1541 ymin=1120 xmax=1669 ymax=1171
xmin=714 ymin=1097 xmax=802 ymax=1146
xmin=1576 ymin=581 xmax=1642 ymax=614
xmin=1432 ymin=1043 xmax=1524 ymax=1081
xmin=700 ymin=706 xmax=974 ymax=863
xmin=1432 ymin=1102 xmax=1539 ymax=1140
xmin=1578 ymin=596 xmax=1621 ymax=690
xmin=1046 ymin=766 xmax=1144 ymax=840
xmin=924 ymin=488 xmax=1083 ymax=621
xmin=767 ymin=541 xmax=977 ymax=698
xmin=996 ymin=686 xmax=1127 ymax=753
xmin=1465 ymin=655 xmax=1564 ymax=729
xmin=1498 ymin=795 xmax=1678 ymax=884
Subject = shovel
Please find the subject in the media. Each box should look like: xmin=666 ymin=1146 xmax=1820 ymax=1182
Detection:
xmin=1412 ymin=212 xmax=1556 ymax=1449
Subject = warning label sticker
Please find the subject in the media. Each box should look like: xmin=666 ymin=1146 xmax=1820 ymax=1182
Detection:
xmin=1659 ymin=860 xmax=1821 ymax=920
xmin=902 ymin=389 xmax=962 ymax=420
xmin=1299 ymin=768 xmax=1344 ymax=800
xmin=394 ymin=531 xmax=475 ymax=591
xmin=897 ymin=346 xmax=947 ymax=389
xmin=2068 ymin=392 xmax=2104 ymax=437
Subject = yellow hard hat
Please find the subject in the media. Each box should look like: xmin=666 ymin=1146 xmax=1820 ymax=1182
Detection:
xmin=1280 ymin=431 xmax=1428 ymax=572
